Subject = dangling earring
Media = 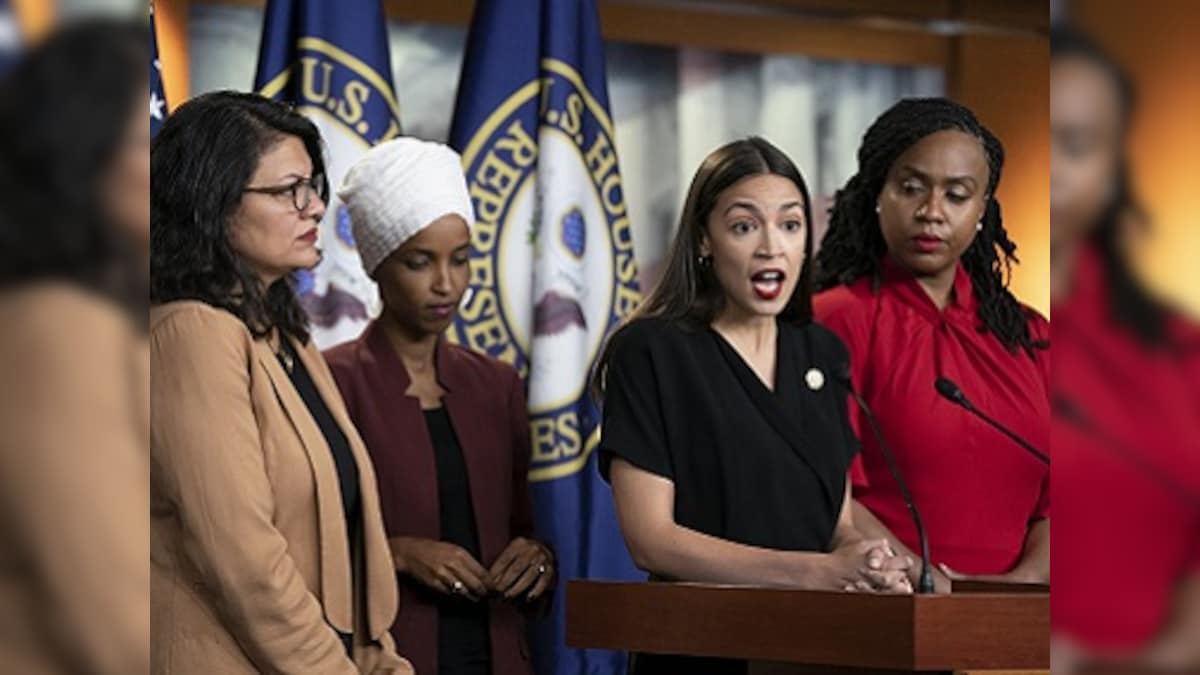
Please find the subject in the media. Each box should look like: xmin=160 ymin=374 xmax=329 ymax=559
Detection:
xmin=697 ymin=254 xmax=712 ymax=267
xmin=976 ymin=221 xmax=983 ymax=232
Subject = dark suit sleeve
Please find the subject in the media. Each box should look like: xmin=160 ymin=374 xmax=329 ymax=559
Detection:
xmin=820 ymin=326 xmax=862 ymax=468
xmin=323 ymin=349 xmax=361 ymax=426
xmin=598 ymin=322 xmax=672 ymax=482
xmin=506 ymin=367 xmax=536 ymax=541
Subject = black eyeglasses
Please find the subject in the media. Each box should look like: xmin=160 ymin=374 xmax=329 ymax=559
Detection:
xmin=243 ymin=173 xmax=327 ymax=213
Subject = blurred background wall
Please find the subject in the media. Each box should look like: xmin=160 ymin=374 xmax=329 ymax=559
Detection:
xmin=21 ymin=0 xmax=1051 ymax=314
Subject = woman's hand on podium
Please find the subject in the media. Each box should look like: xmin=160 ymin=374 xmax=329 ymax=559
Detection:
xmin=822 ymin=538 xmax=913 ymax=593
xmin=926 ymin=565 xmax=953 ymax=593
xmin=937 ymin=562 xmax=1044 ymax=586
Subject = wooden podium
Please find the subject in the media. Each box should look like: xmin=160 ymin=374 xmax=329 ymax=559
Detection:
xmin=566 ymin=580 xmax=1048 ymax=674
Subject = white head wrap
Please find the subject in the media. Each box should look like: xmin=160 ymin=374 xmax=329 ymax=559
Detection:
xmin=337 ymin=137 xmax=475 ymax=275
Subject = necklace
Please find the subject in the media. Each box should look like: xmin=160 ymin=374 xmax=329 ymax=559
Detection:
xmin=276 ymin=342 xmax=295 ymax=374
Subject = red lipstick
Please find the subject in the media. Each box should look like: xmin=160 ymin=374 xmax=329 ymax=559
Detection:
xmin=912 ymin=234 xmax=944 ymax=253
xmin=751 ymin=268 xmax=785 ymax=301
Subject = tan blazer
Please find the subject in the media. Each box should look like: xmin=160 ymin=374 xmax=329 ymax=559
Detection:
xmin=150 ymin=301 xmax=411 ymax=674
xmin=0 ymin=284 xmax=148 ymax=675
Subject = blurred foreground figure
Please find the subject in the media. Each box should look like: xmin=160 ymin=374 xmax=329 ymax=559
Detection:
xmin=1051 ymin=25 xmax=1200 ymax=673
xmin=0 ymin=18 xmax=150 ymax=675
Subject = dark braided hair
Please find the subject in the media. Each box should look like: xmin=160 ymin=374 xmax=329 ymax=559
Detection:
xmin=816 ymin=97 xmax=1045 ymax=357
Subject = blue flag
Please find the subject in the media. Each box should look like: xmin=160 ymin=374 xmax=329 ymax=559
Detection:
xmin=0 ymin=0 xmax=21 ymax=77
xmin=253 ymin=0 xmax=401 ymax=347
xmin=448 ymin=1 xmax=642 ymax=673
xmin=149 ymin=2 xmax=167 ymax=138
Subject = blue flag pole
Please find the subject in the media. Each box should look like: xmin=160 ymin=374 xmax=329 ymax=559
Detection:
xmin=448 ymin=1 xmax=643 ymax=673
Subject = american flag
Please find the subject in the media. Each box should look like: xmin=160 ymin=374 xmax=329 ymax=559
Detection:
xmin=149 ymin=2 xmax=167 ymax=137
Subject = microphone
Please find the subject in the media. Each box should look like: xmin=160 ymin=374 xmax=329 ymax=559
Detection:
xmin=1054 ymin=394 xmax=1200 ymax=509
xmin=835 ymin=364 xmax=935 ymax=594
xmin=934 ymin=376 xmax=1050 ymax=466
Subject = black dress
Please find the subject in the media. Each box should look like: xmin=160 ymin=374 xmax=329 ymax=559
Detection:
xmin=598 ymin=317 xmax=860 ymax=675
xmin=425 ymin=406 xmax=491 ymax=675
xmin=277 ymin=340 xmax=360 ymax=657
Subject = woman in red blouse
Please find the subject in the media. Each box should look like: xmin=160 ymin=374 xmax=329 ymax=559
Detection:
xmin=1050 ymin=27 xmax=1200 ymax=671
xmin=813 ymin=98 xmax=1051 ymax=593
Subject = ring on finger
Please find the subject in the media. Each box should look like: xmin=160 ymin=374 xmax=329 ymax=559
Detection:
xmin=452 ymin=580 xmax=465 ymax=594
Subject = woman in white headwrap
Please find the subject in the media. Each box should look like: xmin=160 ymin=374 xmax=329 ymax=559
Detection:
xmin=325 ymin=138 xmax=554 ymax=675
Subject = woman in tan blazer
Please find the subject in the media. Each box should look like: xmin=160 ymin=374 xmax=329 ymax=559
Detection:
xmin=0 ymin=20 xmax=149 ymax=675
xmin=149 ymin=91 xmax=410 ymax=674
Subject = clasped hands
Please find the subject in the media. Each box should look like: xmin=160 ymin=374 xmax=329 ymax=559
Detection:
xmin=391 ymin=536 xmax=555 ymax=603
xmin=827 ymin=538 xmax=914 ymax=593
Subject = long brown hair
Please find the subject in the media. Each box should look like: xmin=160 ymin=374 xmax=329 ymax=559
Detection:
xmin=593 ymin=136 xmax=815 ymax=396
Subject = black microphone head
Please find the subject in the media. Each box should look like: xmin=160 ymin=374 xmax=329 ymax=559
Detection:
xmin=934 ymin=376 xmax=966 ymax=404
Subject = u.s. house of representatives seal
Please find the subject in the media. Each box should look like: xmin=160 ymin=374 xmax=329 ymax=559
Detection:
xmin=258 ymin=36 xmax=402 ymax=345
xmin=451 ymin=58 xmax=640 ymax=482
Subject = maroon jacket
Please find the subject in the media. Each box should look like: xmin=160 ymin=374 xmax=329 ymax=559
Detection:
xmin=325 ymin=321 xmax=538 ymax=675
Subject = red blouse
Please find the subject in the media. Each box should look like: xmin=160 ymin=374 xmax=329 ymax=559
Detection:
xmin=814 ymin=256 xmax=1050 ymax=575
xmin=1051 ymin=245 xmax=1200 ymax=650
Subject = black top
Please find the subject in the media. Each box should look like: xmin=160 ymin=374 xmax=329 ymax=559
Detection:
xmin=600 ymin=317 xmax=859 ymax=556
xmin=277 ymin=340 xmax=360 ymax=656
xmin=424 ymin=407 xmax=490 ymax=674
xmin=600 ymin=318 xmax=860 ymax=675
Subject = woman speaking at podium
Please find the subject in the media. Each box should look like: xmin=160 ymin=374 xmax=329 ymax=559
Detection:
xmin=813 ymin=98 xmax=1051 ymax=592
xmin=596 ymin=138 xmax=911 ymax=675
